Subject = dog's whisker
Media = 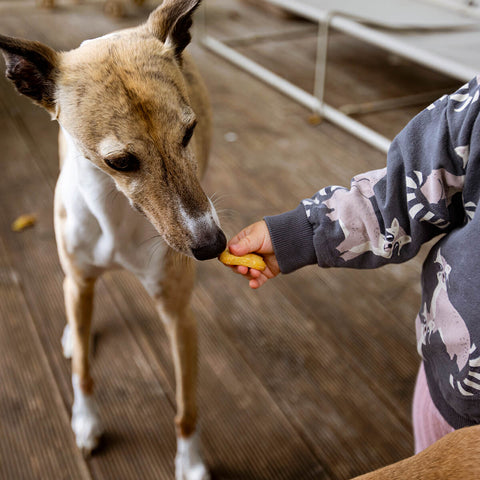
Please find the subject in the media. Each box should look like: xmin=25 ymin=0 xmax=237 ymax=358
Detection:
xmin=215 ymin=208 xmax=237 ymax=216
xmin=172 ymin=253 xmax=181 ymax=270
xmin=96 ymin=185 xmax=120 ymax=204
xmin=181 ymin=254 xmax=191 ymax=269
xmin=137 ymin=234 xmax=162 ymax=248
xmin=210 ymin=192 xmax=231 ymax=208
xmin=107 ymin=190 xmax=122 ymax=205
xmin=147 ymin=239 xmax=165 ymax=267
xmin=214 ymin=209 xmax=238 ymax=226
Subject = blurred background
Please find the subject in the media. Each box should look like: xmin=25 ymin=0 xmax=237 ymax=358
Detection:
xmin=0 ymin=0 xmax=476 ymax=478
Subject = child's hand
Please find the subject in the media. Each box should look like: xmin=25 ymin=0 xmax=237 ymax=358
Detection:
xmin=227 ymin=221 xmax=280 ymax=289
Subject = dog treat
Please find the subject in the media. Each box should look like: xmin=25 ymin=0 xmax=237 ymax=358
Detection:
xmin=11 ymin=214 xmax=36 ymax=232
xmin=219 ymin=249 xmax=266 ymax=271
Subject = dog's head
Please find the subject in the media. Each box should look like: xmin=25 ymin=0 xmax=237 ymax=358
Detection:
xmin=0 ymin=0 xmax=227 ymax=260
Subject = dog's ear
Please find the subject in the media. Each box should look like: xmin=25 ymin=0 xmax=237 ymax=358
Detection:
xmin=0 ymin=34 xmax=58 ymax=112
xmin=147 ymin=0 xmax=201 ymax=63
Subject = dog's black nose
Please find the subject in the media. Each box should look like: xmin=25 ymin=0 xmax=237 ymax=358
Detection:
xmin=191 ymin=229 xmax=227 ymax=261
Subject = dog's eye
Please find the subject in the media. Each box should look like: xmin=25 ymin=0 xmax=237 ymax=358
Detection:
xmin=182 ymin=121 xmax=197 ymax=148
xmin=104 ymin=153 xmax=139 ymax=172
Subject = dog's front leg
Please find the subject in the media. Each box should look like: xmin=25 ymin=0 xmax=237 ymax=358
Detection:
xmin=63 ymin=273 xmax=103 ymax=457
xmin=160 ymin=307 xmax=209 ymax=480
xmin=152 ymin=252 xmax=209 ymax=480
xmin=54 ymin=180 xmax=104 ymax=456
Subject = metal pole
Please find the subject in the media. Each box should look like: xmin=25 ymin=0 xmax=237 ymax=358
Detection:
xmin=313 ymin=13 xmax=333 ymax=114
xmin=201 ymin=35 xmax=391 ymax=153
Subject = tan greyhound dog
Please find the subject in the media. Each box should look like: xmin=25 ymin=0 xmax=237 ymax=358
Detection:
xmin=352 ymin=425 xmax=480 ymax=479
xmin=0 ymin=1 xmax=225 ymax=478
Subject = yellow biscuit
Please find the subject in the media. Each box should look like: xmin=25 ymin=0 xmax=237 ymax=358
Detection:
xmin=219 ymin=250 xmax=266 ymax=271
xmin=11 ymin=214 xmax=36 ymax=232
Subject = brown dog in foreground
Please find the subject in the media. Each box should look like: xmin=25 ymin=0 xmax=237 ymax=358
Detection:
xmin=353 ymin=425 xmax=480 ymax=479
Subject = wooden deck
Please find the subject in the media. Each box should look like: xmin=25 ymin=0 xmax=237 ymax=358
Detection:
xmin=0 ymin=1 xmax=462 ymax=479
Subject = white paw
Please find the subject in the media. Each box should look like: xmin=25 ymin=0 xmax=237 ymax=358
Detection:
xmin=71 ymin=375 xmax=103 ymax=456
xmin=62 ymin=324 xmax=73 ymax=359
xmin=175 ymin=432 xmax=210 ymax=480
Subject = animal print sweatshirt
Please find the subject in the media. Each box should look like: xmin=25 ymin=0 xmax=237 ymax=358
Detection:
xmin=264 ymin=77 xmax=480 ymax=429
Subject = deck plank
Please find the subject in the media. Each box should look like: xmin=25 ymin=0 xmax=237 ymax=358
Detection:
xmin=104 ymin=270 xmax=331 ymax=480
xmin=0 ymin=236 xmax=90 ymax=480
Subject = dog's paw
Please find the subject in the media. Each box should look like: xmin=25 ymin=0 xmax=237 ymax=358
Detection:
xmin=71 ymin=376 xmax=103 ymax=457
xmin=72 ymin=397 xmax=103 ymax=456
xmin=61 ymin=324 xmax=73 ymax=359
xmin=175 ymin=432 xmax=210 ymax=480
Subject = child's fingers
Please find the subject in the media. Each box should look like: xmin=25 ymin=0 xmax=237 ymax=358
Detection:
xmin=229 ymin=264 xmax=267 ymax=285
xmin=240 ymin=269 xmax=269 ymax=289
xmin=249 ymin=268 xmax=262 ymax=279
xmin=228 ymin=228 xmax=251 ymax=256
xmin=249 ymin=273 xmax=269 ymax=289
xmin=228 ymin=221 xmax=268 ymax=257
xmin=228 ymin=229 xmax=245 ymax=248
xmin=228 ymin=236 xmax=255 ymax=257
xmin=230 ymin=265 xmax=261 ymax=278
xmin=230 ymin=265 xmax=249 ymax=275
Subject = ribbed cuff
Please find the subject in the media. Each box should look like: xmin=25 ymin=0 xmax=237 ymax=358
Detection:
xmin=264 ymin=204 xmax=317 ymax=274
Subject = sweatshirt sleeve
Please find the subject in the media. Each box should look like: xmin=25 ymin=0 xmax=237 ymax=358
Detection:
xmin=265 ymin=77 xmax=480 ymax=274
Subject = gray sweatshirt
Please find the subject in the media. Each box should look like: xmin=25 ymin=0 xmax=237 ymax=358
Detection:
xmin=265 ymin=77 xmax=480 ymax=429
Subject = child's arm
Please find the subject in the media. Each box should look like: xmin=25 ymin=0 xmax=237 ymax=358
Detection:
xmin=227 ymin=78 xmax=480 ymax=285
xmin=265 ymin=78 xmax=478 ymax=274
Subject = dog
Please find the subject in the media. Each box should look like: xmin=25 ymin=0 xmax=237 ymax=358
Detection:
xmin=351 ymin=425 xmax=480 ymax=479
xmin=0 ymin=1 xmax=225 ymax=478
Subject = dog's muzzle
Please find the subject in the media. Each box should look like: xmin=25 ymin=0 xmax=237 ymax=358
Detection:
xmin=191 ymin=228 xmax=227 ymax=261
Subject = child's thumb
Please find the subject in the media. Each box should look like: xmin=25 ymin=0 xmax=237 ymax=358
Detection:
xmin=228 ymin=236 xmax=256 ymax=256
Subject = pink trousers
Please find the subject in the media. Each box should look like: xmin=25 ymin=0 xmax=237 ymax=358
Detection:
xmin=412 ymin=362 xmax=454 ymax=454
